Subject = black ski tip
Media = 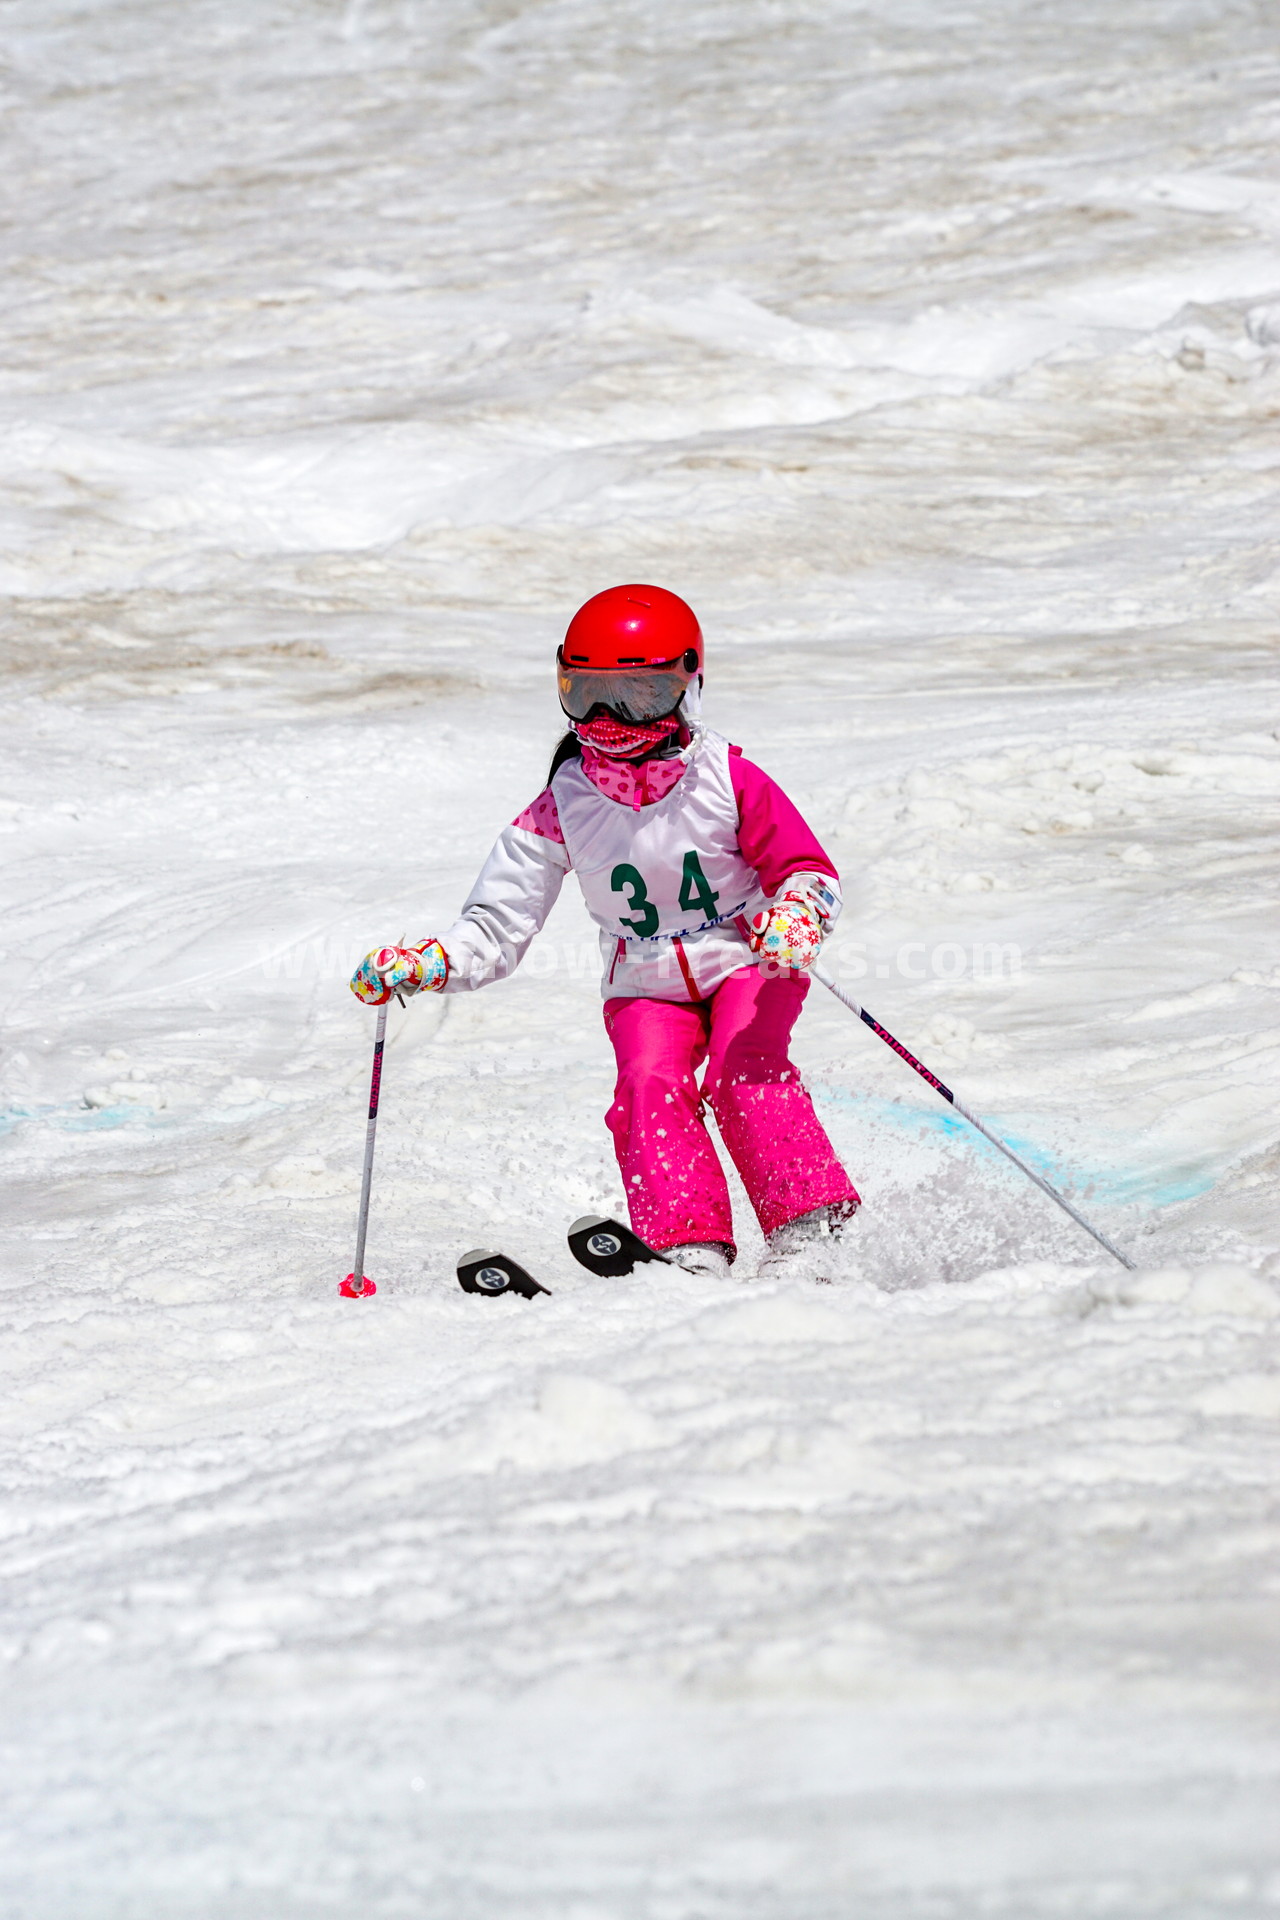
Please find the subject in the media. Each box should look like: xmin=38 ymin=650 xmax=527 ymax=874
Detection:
xmin=456 ymin=1249 xmax=550 ymax=1299
xmin=567 ymin=1216 xmax=669 ymax=1278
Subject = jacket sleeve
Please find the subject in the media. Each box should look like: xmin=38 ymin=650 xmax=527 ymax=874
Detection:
xmin=729 ymin=750 xmax=840 ymax=899
xmin=438 ymin=818 xmax=571 ymax=992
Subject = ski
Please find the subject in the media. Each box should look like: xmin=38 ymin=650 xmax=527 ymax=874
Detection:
xmin=567 ymin=1215 xmax=671 ymax=1278
xmin=456 ymin=1249 xmax=550 ymax=1299
xmin=456 ymin=1218 xmax=667 ymax=1298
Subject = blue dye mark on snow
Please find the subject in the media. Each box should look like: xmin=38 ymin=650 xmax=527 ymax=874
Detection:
xmin=811 ymin=1084 xmax=1216 ymax=1210
xmin=56 ymin=1104 xmax=169 ymax=1132
xmin=0 ymin=1102 xmax=169 ymax=1136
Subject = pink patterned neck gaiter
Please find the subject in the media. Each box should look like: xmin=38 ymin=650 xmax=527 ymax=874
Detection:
xmin=573 ymin=713 xmax=683 ymax=760
xmin=580 ymin=743 xmax=689 ymax=811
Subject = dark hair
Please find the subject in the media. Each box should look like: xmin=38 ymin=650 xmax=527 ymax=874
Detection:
xmin=547 ymin=728 xmax=581 ymax=783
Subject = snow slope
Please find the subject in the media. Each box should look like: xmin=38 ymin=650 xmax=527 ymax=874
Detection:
xmin=1 ymin=1 xmax=1278 ymax=1913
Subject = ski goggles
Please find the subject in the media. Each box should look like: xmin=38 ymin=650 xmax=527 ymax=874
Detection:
xmin=556 ymin=651 xmax=697 ymax=724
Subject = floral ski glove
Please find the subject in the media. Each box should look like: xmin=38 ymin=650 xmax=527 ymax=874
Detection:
xmin=749 ymin=872 xmax=839 ymax=974
xmin=349 ymin=940 xmax=449 ymax=1006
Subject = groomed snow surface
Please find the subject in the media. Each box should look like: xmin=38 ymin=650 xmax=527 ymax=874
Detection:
xmin=2 ymin=1 xmax=1279 ymax=1913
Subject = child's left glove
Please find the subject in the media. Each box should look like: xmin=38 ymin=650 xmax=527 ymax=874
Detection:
xmin=749 ymin=872 xmax=838 ymax=973
xmin=350 ymin=940 xmax=449 ymax=1006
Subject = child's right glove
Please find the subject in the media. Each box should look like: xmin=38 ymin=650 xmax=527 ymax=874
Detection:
xmin=349 ymin=940 xmax=449 ymax=1006
xmin=749 ymin=872 xmax=838 ymax=973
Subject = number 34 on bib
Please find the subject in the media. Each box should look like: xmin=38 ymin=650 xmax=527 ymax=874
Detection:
xmin=611 ymin=849 xmax=724 ymax=938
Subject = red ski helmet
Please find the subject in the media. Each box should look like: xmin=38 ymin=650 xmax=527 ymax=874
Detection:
xmin=561 ymin=585 xmax=703 ymax=674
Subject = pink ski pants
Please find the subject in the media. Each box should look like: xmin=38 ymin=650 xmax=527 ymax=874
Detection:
xmin=603 ymin=964 xmax=859 ymax=1256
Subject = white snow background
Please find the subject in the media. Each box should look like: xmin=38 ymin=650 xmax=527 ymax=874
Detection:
xmin=2 ymin=0 xmax=1279 ymax=1913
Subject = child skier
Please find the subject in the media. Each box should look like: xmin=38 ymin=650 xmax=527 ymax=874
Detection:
xmin=350 ymin=585 xmax=859 ymax=1276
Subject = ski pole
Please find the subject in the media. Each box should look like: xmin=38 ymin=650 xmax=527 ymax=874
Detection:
xmin=810 ymin=960 xmax=1136 ymax=1271
xmin=340 ymin=999 xmax=388 ymax=1298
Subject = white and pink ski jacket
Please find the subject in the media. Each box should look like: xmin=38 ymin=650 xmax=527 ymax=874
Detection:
xmin=437 ymin=729 xmax=841 ymax=1003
